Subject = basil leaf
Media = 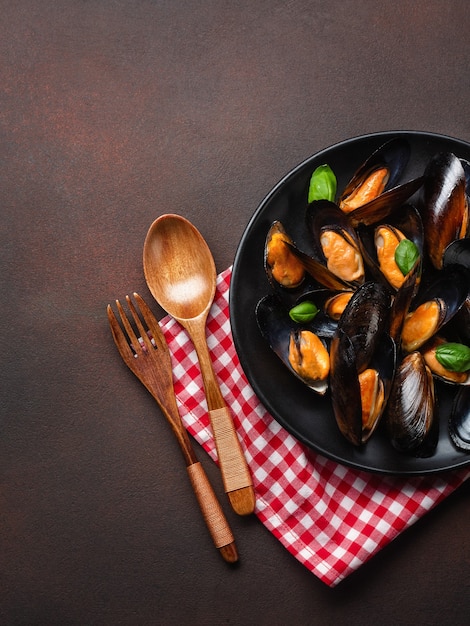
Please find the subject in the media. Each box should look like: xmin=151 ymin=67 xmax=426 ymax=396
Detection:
xmin=435 ymin=343 xmax=470 ymax=372
xmin=289 ymin=301 xmax=319 ymax=323
xmin=394 ymin=239 xmax=420 ymax=276
xmin=308 ymin=164 xmax=337 ymax=203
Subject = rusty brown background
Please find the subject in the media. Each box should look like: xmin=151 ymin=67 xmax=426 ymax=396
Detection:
xmin=1 ymin=1 xmax=470 ymax=624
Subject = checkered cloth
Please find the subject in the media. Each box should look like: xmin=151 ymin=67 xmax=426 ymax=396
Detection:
xmin=160 ymin=267 xmax=470 ymax=587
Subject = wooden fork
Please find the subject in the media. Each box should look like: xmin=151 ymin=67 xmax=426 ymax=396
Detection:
xmin=107 ymin=292 xmax=238 ymax=563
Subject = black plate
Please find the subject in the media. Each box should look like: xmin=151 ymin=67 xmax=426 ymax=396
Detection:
xmin=230 ymin=131 xmax=470 ymax=475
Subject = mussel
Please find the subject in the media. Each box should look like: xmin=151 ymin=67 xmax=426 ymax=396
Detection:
xmin=420 ymin=152 xmax=469 ymax=269
xmin=332 ymin=281 xmax=391 ymax=371
xmin=388 ymin=260 xmax=421 ymax=344
xmin=347 ymin=177 xmax=423 ymax=228
xmin=375 ymin=225 xmax=409 ymax=289
xmin=256 ymin=294 xmax=333 ymax=395
xmin=401 ymin=300 xmax=448 ymax=353
xmin=288 ymin=329 xmax=330 ymax=388
xmin=384 ymin=352 xmax=438 ymax=457
xmin=339 ymin=137 xmax=410 ymax=213
xmin=330 ymin=329 xmax=396 ymax=446
xmin=265 ymin=221 xmax=305 ymax=289
xmin=421 ymin=337 xmax=469 ymax=385
xmin=294 ymin=288 xmax=354 ymax=324
xmin=329 ymin=282 xmax=395 ymax=445
xmin=306 ymin=201 xmax=365 ymax=286
xmin=400 ymin=265 xmax=468 ymax=353
xmin=323 ymin=291 xmax=355 ymax=320
xmin=358 ymin=204 xmax=424 ymax=292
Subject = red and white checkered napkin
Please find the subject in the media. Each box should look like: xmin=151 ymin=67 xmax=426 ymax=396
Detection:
xmin=160 ymin=267 xmax=470 ymax=587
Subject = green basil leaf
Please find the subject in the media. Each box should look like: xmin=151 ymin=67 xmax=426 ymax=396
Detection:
xmin=435 ymin=342 xmax=470 ymax=372
xmin=289 ymin=301 xmax=319 ymax=323
xmin=308 ymin=164 xmax=337 ymax=203
xmin=394 ymin=239 xmax=420 ymax=276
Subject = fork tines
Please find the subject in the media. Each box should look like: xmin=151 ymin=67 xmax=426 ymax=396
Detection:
xmin=107 ymin=293 xmax=165 ymax=361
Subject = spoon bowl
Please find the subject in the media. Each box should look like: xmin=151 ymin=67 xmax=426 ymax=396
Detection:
xmin=143 ymin=214 xmax=255 ymax=516
xmin=143 ymin=216 xmax=216 ymax=321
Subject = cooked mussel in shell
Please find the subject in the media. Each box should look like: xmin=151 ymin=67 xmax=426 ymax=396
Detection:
xmin=348 ymin=177 xmax=424 ymax=228
xmin=401 ymin=299 xmax=446 ymax=353
xmin=265 ymin=221 xmax=305 ymax=289
xmin=357 ymin=204 xmax=424 ymax=292
xmin=294 ymin=288 xmax=353 ymax=325
xmin=288 ymin=329 xmax=330 ymax=387
xmin=320 ymin=230 xmax=364 ymax=283
xmin=323 ymin=291 xmax=354 ymax=320
xmin=374 ymin=225 xmax=408 ymax=289
xmin=255 ymin=294 xmax=332 ymax=395
xmin=421 ymin=152 xmax=469 ymax=269
xmin=307 ymin=201 xmax=365 ymax=285
xmin=329 ymin=282 xmax=395 ymax=445
xmin=400 ymin=265 xmax=468 ymax=353
xmin=338 ymin=138 xmax=423 ymax=228
xmin=384 ymin=352 xmax=438 ymax=457
xmin=421 ymin=337 xmax=469 ymax=385
xmin=339 ymin=137 xmax=410 ymax=213
xmin=340 ymin=167 xmax=389 ymax=213
xmin=330 ymin=329 xmax=395 ymax=446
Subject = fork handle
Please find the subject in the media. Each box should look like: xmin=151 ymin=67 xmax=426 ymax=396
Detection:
xmin=186 ymin=462 xmax=238 ymax=563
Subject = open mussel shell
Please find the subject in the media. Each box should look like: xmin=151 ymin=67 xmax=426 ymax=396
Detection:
xmin=264 ymin=220 xmax=306 ymax=291
xmin=389 ymin=260 xmax=421 ymax=344
xmin=329 ymin=330 xmax=362 ymax=445
xmin=357 ymin=203 xmax=424 ymax=292
xmin=348 ymin=177 xmax=424 ymax=228
xmin=420 ymin=152 xmax=469 ymax=269
xmin=400 ymin=264 xmax=469 ymax=353
xmin=295 ymin=288 xmax=354 ymax=325
xmin=421 ymin=337 xmax=470 ymax=386
xmin=339 ymin=137 xmax=411 ymax=210
xmin=255 ymin=294 xmax=332 ymax=395
xmin=384 ymin=352 xmax=438 ymax=457
xmin=306 ymin=200 xmax=365 ymax=287
xmin=330 ymin=329 xmax=396 ymax=446
xmin=449 ymin=386 xmax=470 ymax=451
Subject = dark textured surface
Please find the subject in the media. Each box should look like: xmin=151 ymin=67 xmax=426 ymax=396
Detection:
xmin=1 ymin=1 xmax=470 ymax=624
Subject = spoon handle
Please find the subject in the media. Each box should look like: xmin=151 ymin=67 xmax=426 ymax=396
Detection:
xmin=188 ymin=322 xmax=256 ymax=516
xmin=208 ymin=405 xmax=256 ymax=515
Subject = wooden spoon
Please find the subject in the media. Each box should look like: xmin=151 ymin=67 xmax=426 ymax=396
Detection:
xmin=143 ymin=214 xmax=255 ymax=516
